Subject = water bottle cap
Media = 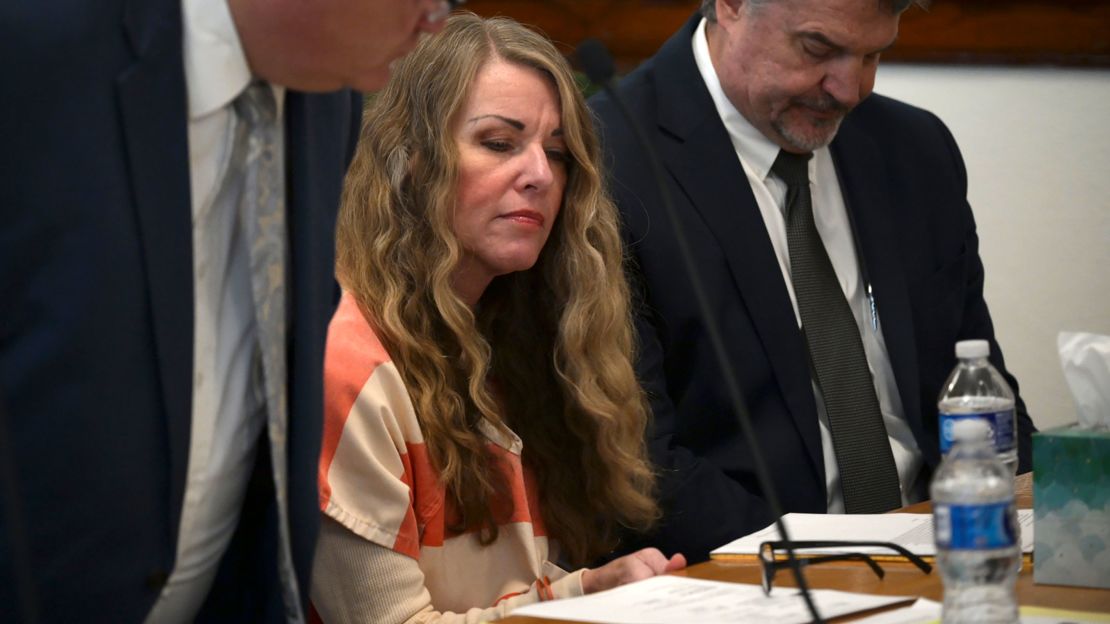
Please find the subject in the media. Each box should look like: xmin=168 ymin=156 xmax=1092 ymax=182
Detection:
xmin=955 ymin=339 xmax=989 ymax=359
xmin=951 ymin=418 xmax=992 ymax=442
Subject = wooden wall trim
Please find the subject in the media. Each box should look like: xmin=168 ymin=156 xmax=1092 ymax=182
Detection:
xmin=463 ymin=0 xmax=1110 ymax=68
xmin=893 ymin=1 xmax=1110 ymax=66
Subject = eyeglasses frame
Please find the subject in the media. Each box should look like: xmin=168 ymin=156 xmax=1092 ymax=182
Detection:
xmin=758 ymin=540 xmax=933 ymax=596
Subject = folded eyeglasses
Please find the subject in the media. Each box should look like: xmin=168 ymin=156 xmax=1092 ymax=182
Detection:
xmin=758 ymin=540 xmax=933 ymax=595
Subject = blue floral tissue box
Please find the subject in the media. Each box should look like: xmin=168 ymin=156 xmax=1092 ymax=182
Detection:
xmin=1032 ymin=424 xmax=1110 ymax=588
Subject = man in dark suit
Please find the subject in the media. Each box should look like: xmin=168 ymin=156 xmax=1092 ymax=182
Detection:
xmin=0 ymin=0 xmax=447 ymax=621
xmin=590 ymin=0 xmax=1036 ymax=563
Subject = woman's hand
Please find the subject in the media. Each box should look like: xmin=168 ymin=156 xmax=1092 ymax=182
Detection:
xmin=580 ymin=548 xmax=687 ymax=594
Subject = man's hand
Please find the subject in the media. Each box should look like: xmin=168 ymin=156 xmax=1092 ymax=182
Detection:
xmin=580 ymin=548 xmax=687 ymax=594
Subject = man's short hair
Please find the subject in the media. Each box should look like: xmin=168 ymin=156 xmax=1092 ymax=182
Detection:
xmin=700 ymin=0 xmax=931 ymax=23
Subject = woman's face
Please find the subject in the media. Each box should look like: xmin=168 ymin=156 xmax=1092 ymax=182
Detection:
xmin=450 ymin=59 xmax=568 ymax=305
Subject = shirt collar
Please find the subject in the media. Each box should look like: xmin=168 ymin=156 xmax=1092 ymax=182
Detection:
xmin=691 ymin=17 xmax=816 ymax=185
xmin=182 ymin=0 xmax=284 ymax=120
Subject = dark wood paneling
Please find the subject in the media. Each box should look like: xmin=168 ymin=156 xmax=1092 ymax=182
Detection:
xmin=893 ymin=0 xmax=1110 ymax=65
xmin=463 ymin=0 xmax=1110 ymax=67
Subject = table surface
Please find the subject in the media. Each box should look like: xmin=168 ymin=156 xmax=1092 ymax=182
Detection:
xmin=499 ymin=473 xmax=1110 ymax=623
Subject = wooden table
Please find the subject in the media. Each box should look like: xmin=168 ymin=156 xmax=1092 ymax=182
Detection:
xmin=501 ymin=473 xmax=1110 ymax=622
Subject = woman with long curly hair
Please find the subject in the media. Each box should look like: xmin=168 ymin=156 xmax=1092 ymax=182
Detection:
xmin=310 ymin=13 xmax=685 ymax=623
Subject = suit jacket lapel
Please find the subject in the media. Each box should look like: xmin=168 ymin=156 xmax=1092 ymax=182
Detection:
xmin=118 ymin=0 xmax=193 ymax=537
xmin=651 ymin=16 xmax=826 ymax=476
xmin=830 ymin=119 xmax=926 ymax=445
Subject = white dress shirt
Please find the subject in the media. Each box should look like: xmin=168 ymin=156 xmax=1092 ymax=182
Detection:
xmin=692 ymin=18 xmax=924 ymax=512
xmin=145 ymin=1 xmax=285 ymax=621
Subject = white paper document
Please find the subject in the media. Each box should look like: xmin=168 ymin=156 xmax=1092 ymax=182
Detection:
xmin=511 ymin=575 xmax=911 ymax=624
xmin=710 ymin=510 xmax=1034 ymax=558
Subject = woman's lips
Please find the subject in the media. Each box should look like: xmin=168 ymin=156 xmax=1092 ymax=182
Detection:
xmin=500 ymin=210 xmax=545 ymax=227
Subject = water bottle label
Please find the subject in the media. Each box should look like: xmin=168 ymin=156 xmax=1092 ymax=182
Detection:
xmin=938 ymin=410 xmax=1016 ymax=454
xmin=934 ymin=502 xmax=1017 ymax=550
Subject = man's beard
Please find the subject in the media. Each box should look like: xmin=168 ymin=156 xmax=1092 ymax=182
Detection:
xmin=773 ymin=95 xmax=849 ymax=152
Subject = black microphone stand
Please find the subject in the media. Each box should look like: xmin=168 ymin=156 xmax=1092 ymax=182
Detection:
xmin=577 ymin=38 xmax=825 ymax=624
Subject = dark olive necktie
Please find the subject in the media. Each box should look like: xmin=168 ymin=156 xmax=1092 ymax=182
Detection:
xmin=772 ymin=150 xmax=902 ymax=514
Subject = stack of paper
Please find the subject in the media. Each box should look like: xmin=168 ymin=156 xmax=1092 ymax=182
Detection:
xmin=709 ymin=510 xmax=1034 ymax=559
xmin=511 ymin=575 xmax=913 ymax=624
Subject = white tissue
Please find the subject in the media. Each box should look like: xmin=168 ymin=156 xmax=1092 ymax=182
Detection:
xmin=1057 ymin=331 xmax=1110 ymax=430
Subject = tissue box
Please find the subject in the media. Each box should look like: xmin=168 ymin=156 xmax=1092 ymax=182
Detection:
xmin=1032 ymin=424 xmax=1110 ymax=588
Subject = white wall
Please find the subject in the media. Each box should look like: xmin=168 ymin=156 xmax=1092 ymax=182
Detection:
xmin=874 ymin=64 xmax=1110 ymax=430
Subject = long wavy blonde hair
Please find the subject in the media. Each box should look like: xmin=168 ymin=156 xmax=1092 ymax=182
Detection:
xmin=335 ymin=13 xmax=656 ymax=564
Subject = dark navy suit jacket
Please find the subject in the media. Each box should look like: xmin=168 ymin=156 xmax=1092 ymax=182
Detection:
xmin=589 ymin=15 xmax=1035 ymax=563
xmin=0 ymin=1 xmax=361 ymax=620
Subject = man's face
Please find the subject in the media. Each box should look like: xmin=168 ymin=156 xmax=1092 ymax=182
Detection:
xmin=709 ymin=0 xmax=900 ymax=152
xmin=302 ymin=0 xmax=448 ymax=92
xmin=234 ymin=0 xmax=448 ymax=93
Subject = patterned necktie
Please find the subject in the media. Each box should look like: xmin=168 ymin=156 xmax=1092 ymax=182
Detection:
xmin=772 ymin=150 xmax=902 ymax=514
xmin=233 ymin=83 xmax=304 ymax=621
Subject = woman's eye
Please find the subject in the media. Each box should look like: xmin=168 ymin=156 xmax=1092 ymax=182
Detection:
xmin=546 ymin=149 xmax=569 ymax=164
xmin=482 ymin=139 xmax=513 ymax=153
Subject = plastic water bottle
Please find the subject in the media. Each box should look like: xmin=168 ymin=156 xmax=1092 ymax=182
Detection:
xmin=932 ymin=418 xmax=1019 ymax=624
xmin=937 ymin=339 xmax=1017 ymax=476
